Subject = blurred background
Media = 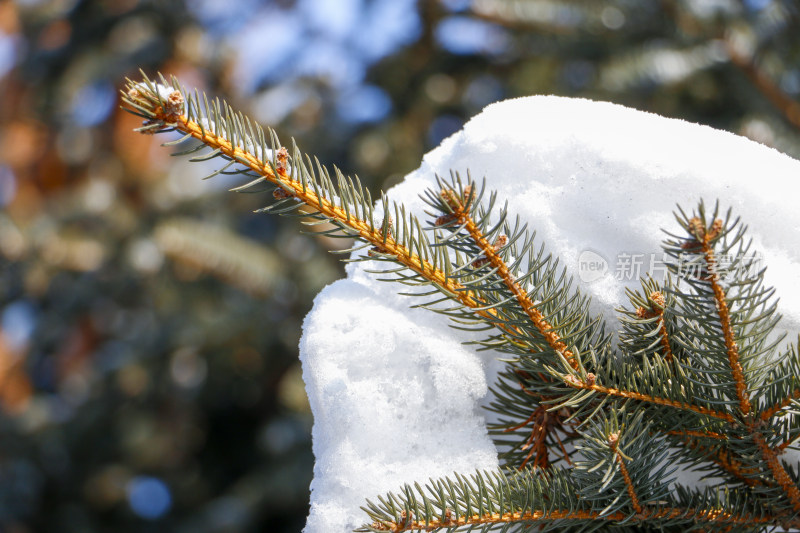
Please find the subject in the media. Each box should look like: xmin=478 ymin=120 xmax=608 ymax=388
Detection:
xmin=0 ymin=0 xmax=798 ymax=531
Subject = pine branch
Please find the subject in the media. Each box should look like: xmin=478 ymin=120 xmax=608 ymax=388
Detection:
xmin=122 ymin=75 xmax=617 ymax=376
xmin=612 ymin=438 xmax=643 ymax=516
xmin=125 ymin=74 xmax=800 ymax=532
xmin=753 ymin=432 xmax=800 ymax=513
xmin=430 ymin=179 xmax=581 ymax=370
xmin=357 ymin=467 xmax=793 ymax=532
xmin=424 ymin=177 xmax=603 ymax=470
xmin=560 ymin=371 xmax=736 ymax=423
xmin=667 ymin=429 xmax=727 ymax=441
xmin=121 ymin=75 xmax=530 ymax=336
xmin=662 ymin=204 xmax=800 ymax=516
xmin=360 ymin=411 xmax=796 ymax=531
xmin=691 ymin=212 xmax=752 ymax=417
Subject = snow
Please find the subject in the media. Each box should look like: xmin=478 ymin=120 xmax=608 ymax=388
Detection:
xmin=299 ymin=95 xmax=800 ymax=532
xmin=130 ymin=81 xmax=177 ymax=104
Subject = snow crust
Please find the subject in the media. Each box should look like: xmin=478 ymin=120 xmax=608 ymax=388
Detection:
xmin=299 ymin=96 xmax=800 ymax=533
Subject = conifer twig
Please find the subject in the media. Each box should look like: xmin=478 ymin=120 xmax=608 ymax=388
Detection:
xmin=692 ymin=217 xmax=752 ymax=418
xmin=760 ymin=389 xmax=800 ymax=422
xmin=776 ymin=437 xmax=798 ymax=453
xmin=684 ymin=211 xmax=800 ymax=513
xmin=365 ymin=504 xmax=790 ymax=532
xmin=122 ymin=76 xmax=523 ymax=332
xmin=636 ymin=290 xmax=675 ymax=363
xmin=608 ymin=432 xmax=643 ymax=515
xmin=674 ymin=435 xmax=760 ymax=488
xmin=753 ymin=432 xmax=800 ymax=512
xmin=502 ymin=404 xmax=575 ymax=469
xmin=124 ymin=75 xmax=611 ymax=371
xmin=439 ymin=185 xmax=581 ymax=370
xmin=563 ymin=377 xmax=735 ymax=423
xmin=666 ymin=429 xmax=727 ymax=441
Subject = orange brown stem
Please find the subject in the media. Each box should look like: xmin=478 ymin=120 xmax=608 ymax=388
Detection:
xmin=753 ymin=432 xmax=800 ymax=513
xmin=134 ymin=105 xmax=522 ymax=332
xmin=504 ymin=405 xmax=576 ymax=469
xmin=761 ymin=389 xmax=800 ymax=422
xmin=564 ymin=377 xmax=735 ymax=422
xmin=695 ymin=219 xmax=800 ymax=510
xmin=638 ymin=291 xmax=675 ymax=363
xmin=129 ymin=92 xmax=572 ymax=363
xmin=451 ymin=202 xmax=580 ymax=370
xmin=697 ymin=225 xmax=751 ymax=417
xmin=609 ymin=433 xmax=643 ymax=514
xmin=677 ymin=436 xmax=760 ymax=488
xmin=372 ymin=505 xmax=793 ymax=532
xmin=666 ymin=429 xmax=727 ymax=440
xmin=711 ymin=449 xmax=759 ymax=488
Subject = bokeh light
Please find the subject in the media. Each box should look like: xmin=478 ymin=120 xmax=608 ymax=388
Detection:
xmin=126 ymin=476 xmax=172 ymax=520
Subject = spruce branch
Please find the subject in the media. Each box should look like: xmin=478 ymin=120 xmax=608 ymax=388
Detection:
xmin=122 ymin=75 xmax=488 ymax=318
xmin=121 ymin=74 xmax=598 ymax=368
xmin=423 ymin=175 xmax=608 ymax=470
xmin=688 ymin=209 xmax=751 ymax=417
xmin=659 ymin=204 xmax=800 ymax=514
xmin=357 ymin=467 xmax=792 ymax=532
xmin=427 ymin=178 xmax=582 ymax=370
xmin=663 ymin=204 xmax=787 ymax=420
xmin=560 ymin=372 xmax=737 ymax=423
xmin=611 ymin=432 xmax=644 ymax=515
xmin=125 ymin=74 xmax=800 ymax=532
xmin=124 ymin=75 xmax=739 ymax=436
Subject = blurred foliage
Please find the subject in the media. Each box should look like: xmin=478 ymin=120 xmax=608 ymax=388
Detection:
xmin=0 ymin=0 xmax=798 ymax=531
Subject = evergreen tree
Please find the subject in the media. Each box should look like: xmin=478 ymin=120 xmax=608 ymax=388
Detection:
xmin=124 ymin=74 xmax=800 ymax=532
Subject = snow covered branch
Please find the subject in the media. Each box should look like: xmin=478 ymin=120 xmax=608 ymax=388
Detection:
xmin=124 ymin=74 xmax=800 ymax=533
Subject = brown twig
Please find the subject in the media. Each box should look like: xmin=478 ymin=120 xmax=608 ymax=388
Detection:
xmin=675 ymin=434 xmax=760 ymax=488
xmin=753 ymin=432 xmax=800 ymax=512
xmin=504 ymin=404 xmax=576 ymax=469
xmin=372 ymin=505 xmax=793 ymax=532
xmin=609 ymin=432 xmax=643 ymax=514
xmin=443 ymin=194 xmax=735 ymax=433
xmin=563 ymin=376 xmax=735 ymax=423
xmin=444 ymin=190 xmax=580 ymax=370
xmin=694 ymin=219 xmax=751 ymax=417
xmin=776 ymin=437 xmax=798 ymax=453
xmin=126 ymin=89 xmax=546 ymax=348
xmin=637 ymin=291 xmax=675 ymax=363
xmin=693 ymin=217 xmax=800 ymax=512
xmin=133 ymin=89 xmax=741 ymax=475
xmin=761 ymin=389 xmax=800 ymax=422
xmin=666 ymin=429 xmax=727 ymax=440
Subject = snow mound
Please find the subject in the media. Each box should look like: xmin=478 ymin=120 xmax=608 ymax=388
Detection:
xmin=300 ymin=96 xmax=800 ymax=533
